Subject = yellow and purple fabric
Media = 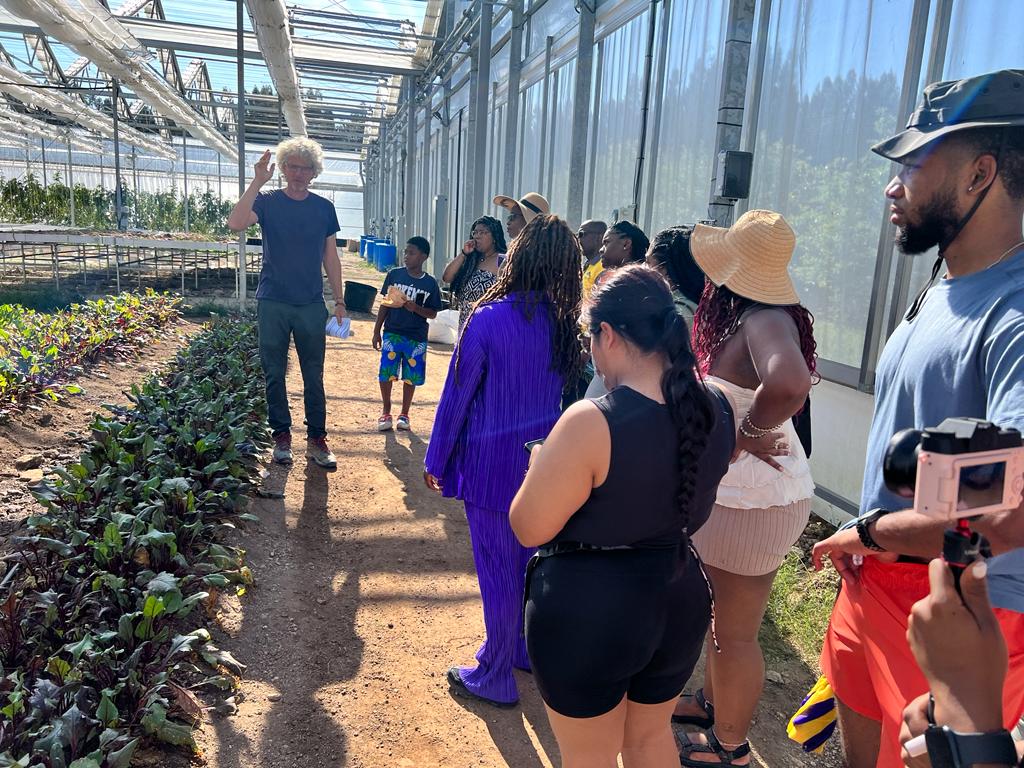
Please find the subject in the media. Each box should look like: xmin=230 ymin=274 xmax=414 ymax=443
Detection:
xmin=787 ymin=675 xmax=837 ymax=754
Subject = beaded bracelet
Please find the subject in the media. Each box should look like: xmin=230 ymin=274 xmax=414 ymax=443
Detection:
xmin=739 ymin=413 xmax=783 ymax=439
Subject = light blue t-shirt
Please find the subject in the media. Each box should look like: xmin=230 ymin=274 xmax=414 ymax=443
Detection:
xmin=861 ymin=249 xmax=1024 ymax=610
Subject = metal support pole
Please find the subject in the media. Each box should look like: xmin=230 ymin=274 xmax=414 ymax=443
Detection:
xmin=632 ymin=1 xmax=659 ymax=224
xmin=420 ymin=103 xmax=432 ymax=236
xmin=217 ymin=154 xmax=223 ymax=200
xmin=379 ymin=113 xmax=388 ymax=236
xmin=538 ymin=36 xmax=553 ymax=195
xmin=586 ymin=41 xmax=604 ymax=217
xmin=131 ymin=146 xmax=139 ymax=227
xmin=236 ymin=0 xmax=247 ymax=307
xmin=566 ymin=0 xmax=596 ymax=228
xmin=40 ymin=139 xmax=47 ymax=187
xmin=438 ymin=83 xmax=451 ymax=255
xmin=66 ymin=138 xmax=75 ymax=227
xmin=112 ymin=80 xmax=125 ymax=230
xmin=707 ymin=0 xmax=756 ymax=226
xmin=642 ymin=0 xmax=672 ymax=233
xmin=465 ymin=0 xmax=493 ymax=235
xmin=182 ymin=133 xmax=190 ymax=233
xmin=402 ymin=78 xmax=416 ymax=245
xmin=502 ymin=0 xmax=524 ymax=200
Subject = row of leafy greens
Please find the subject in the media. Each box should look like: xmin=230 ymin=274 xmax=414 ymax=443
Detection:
xmin=0 ymin=292 xmax=181 ymax=422
xmin=1 ymin=316 xmax=268 ymax=767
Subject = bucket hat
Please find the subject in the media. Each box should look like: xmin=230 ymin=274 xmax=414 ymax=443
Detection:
xmin=872 ymin=69 xmax=1024 ymax=162
xmin=691 ymin=209 xmax=799 ymax=306
xmin=492 ymin=192 xmax=550 ymax=224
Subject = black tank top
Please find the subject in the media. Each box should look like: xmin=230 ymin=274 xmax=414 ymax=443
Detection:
xmin=550 ymin=385 xmax=734 ymax=549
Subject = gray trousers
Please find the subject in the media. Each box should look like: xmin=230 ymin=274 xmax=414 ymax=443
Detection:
xmin=257 ymin=299 xmax=329 ymax=438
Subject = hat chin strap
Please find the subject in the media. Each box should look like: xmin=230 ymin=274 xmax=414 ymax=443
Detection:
xmin=905 ymin=139 xmax=1004 ymax=322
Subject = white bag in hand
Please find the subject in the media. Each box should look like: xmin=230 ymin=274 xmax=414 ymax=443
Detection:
xmin=326 ymin=317 xmax=353 ymax=339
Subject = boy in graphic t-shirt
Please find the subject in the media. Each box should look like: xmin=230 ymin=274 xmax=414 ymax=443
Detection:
xmin=372 ymin=236 xmax=443 ymax=432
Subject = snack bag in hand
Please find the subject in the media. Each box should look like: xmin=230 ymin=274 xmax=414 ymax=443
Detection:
xmin=380 ymin=285 xmax=408 ymax=307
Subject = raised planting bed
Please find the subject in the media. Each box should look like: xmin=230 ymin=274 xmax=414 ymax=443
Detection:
xmin=0 ymin=316 xmax=269 ymax=766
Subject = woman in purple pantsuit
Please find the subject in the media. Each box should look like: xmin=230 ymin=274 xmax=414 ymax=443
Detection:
xmin=425 ymin=215 xmax=584 ymax=708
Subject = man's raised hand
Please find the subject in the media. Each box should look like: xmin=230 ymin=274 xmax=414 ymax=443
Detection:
xmin=254 ymin=150 xmax=276 ymax=187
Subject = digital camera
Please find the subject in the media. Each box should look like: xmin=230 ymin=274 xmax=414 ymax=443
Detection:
xmin=883 ymin=417 xmax=1024 ymax=520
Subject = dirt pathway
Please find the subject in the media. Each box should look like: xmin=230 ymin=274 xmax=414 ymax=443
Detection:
xmin=190 ymin=254 xmax=841 ymax=768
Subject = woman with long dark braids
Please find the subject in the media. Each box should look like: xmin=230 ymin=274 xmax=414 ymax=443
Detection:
xmin=442 ymin=215 xmax=507 ymax=330
xmin=424 ymin=215 xmax=584 ymax=708
xmin=674 ymin=210 xmax=817 ymax=767
xmin=510 ymin=264 xmax=736 ymax=767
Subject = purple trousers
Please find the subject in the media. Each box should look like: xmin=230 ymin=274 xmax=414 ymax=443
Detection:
xmin=455 ymin=502 xmax=535 ymax=704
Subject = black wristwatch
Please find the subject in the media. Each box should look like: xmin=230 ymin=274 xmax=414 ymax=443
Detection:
xmin=925 ymin=725 xmax=1018 ymax=767
xmin=856 ymin=508 xmax=888 ymax=552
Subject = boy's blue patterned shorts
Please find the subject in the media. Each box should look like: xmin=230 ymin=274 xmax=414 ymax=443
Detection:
xmin=379 ymin=332 xmax=427 ymax=386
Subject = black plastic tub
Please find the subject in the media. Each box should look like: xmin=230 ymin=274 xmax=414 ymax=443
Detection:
xmin=344 ymin=281 xmax=377 ymax=313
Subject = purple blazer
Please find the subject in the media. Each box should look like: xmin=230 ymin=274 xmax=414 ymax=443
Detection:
xmin=425 ymin=293 xmax=564 ymax=512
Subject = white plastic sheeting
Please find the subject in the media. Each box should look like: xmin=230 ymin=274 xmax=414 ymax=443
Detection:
xmin=63 ymin=0 xmax=163 ymax=78
xmin=245 ymin=0 xmax=306 ymax=136
xmin=0 ymin=109 xmax=103 ymax=153
xmin=0 ymin=58 xmax=175 ymax=158
xmin=0 ymin=0 xmax=238 ymax=160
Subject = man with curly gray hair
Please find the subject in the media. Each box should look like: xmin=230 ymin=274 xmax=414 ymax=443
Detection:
xmin=228 ymin=137 xmax=344 ymax=470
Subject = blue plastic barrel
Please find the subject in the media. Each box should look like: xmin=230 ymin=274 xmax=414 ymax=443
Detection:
xmin=379 ymin=243 xmax=397 ymax=271
xmin=359 ymin=235 xmax=370 ymax=257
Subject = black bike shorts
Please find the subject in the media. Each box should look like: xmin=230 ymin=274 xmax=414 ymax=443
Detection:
xmin=524 ymin=544 xmax=712 ymax=718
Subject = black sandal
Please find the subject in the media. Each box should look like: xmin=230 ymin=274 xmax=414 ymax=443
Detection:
xmin=678 ymin=730 xmax=750 ymax=767
xmin=671 ymin=688 xmax=715 ymax=728
xmin=446 ymin=667 xmax=518 ymax=709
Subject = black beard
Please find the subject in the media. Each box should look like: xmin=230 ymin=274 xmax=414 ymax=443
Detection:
xmin=896 ymin=186 xmax=960 ymax=254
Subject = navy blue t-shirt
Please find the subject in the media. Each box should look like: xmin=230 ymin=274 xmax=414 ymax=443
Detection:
xmin=380 ymin=267 xmax=443 ymax=343
xmin=253 ymin=190 xmax=340 ymax=305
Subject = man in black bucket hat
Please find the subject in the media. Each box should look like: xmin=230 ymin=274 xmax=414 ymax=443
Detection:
xmin=811 ymin=69 xmax=1024 ymax=768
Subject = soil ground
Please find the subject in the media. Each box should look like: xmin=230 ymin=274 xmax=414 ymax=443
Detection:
xmin=0 ymin=253 xmax=843 ymax=767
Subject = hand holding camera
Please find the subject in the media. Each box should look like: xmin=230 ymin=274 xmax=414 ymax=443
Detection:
xmin=884 ymin=418 xmax=1024 ymax=591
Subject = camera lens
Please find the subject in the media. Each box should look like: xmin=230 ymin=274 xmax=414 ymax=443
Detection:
xmin=883 ymin=428 xmax=923 ymax=498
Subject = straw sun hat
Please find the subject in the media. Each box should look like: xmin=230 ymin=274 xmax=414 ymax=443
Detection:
xmin=492 ymin=192 xmax=550 ymax=224
xmin=690 ymin=209 xmax=800 ymax=306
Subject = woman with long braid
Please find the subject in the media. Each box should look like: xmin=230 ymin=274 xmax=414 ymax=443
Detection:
xmin=442 ymin=215 xmax=507 ymax=330
xmin=675 ymin=210 xmax=817 ymax=767
xmin=424 ymin=214 xmax=585 ymax=708
xmin=510 ymin=264 xmax=736 ymax=767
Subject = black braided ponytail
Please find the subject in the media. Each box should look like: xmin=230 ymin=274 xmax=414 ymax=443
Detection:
xmin=584 ymin=263 xmax=715 ymax=532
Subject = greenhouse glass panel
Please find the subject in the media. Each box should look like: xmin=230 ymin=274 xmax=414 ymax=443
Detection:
xmin=588 ymin=11 xmax=648 ymax=222
xmin=548 ymin=60 xmax=577 ymax=216
xmin=518 ymin=82 xmax=545 ymax=195
xmin=747 ymin=0 xmax=916 ymax=368
xmin=527 ymin=0 xmax=577 ymax=57
xmin=648 ymin=0 xmax=728 ymax=233
xmin=903 ymin=0 xmax=1024 ymax=305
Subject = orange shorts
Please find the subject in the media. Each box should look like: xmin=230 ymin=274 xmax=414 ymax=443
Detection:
xmin=821 ymin=558 xmax=1024 ymax=768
